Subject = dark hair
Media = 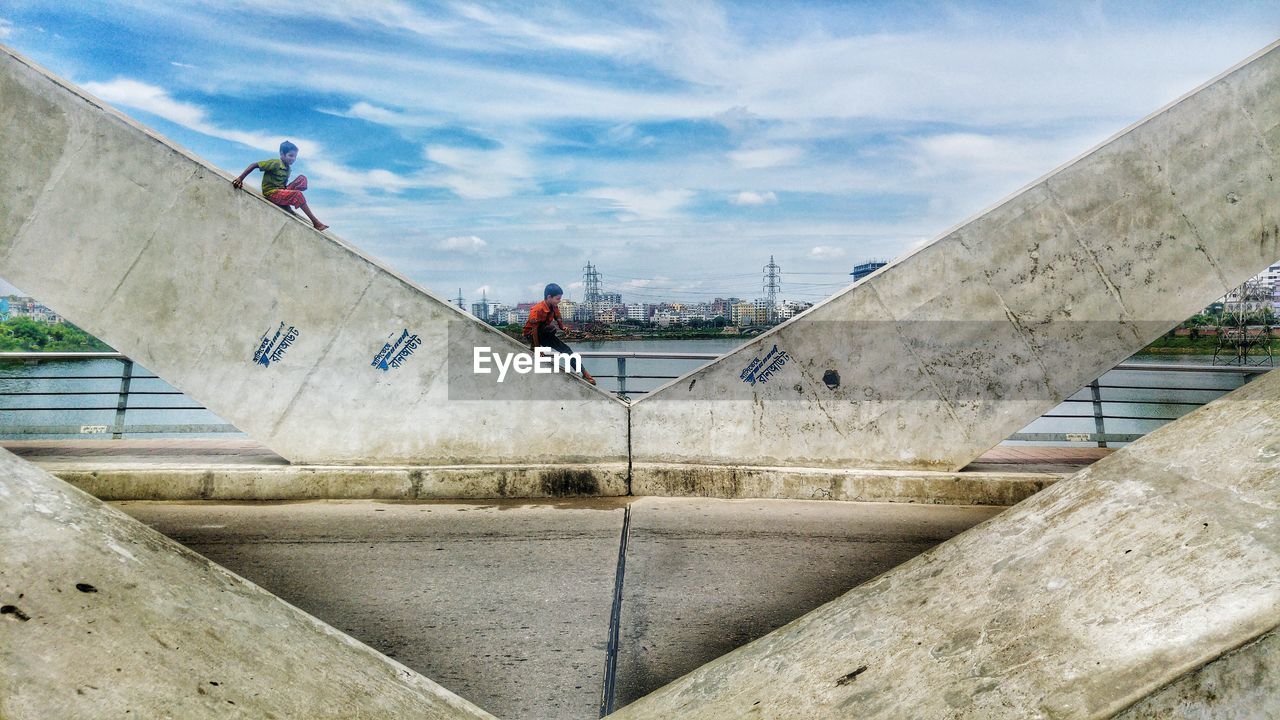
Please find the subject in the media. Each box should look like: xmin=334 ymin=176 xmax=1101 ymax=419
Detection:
xmin=544 ymin=283 xmax=563 ymax=298
xmin=279 ymin=140 xmax=298 ymax=155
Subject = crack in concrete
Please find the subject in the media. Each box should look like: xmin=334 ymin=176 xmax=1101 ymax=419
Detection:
xmin=3 ymin=117 xmax=91 ymax=268
xmin=1045 ymin=183 xmax=1132 ymax=316
xmin=1179 ymin=213 xmax=1233 ymax=292
xmin=986 ymin=285 xmax=1057 ymax=399
xmin=266 ymin=274 xmax=377 ymax=444
xmin=102 ymin=168 xmax=203 ymax=313
xmin=868 ymin=277 xmax=967 ymax=434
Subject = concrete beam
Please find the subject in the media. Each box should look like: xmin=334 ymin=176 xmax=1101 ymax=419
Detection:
xmin=1114 ymin=629 xmax=1279 ymax=718
xmin=0 ymin=450 xmax=496 ymax=719
xmin=632 ymin=39 xmax=1280 ymax=471
xmin=53 ymin=463 xmax=631 ymax=501
xmin=608 ymin=367 xmax=1280 ymax=718
xmin=0 ymin=44 xmax=627 ymax=466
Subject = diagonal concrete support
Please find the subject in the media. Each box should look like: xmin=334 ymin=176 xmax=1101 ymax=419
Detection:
xmin=633 ymin=39 xmax=1280 ymax=471
xmin=1114 ymin=628 xmax=1279 ymax=719
xmin=609 ymin=367 xmax=1280 ymax=718
xmin=0 ymin=449 xmax=497 ymax=719
xmin=0 ymin=44 xmax=627 ymax=466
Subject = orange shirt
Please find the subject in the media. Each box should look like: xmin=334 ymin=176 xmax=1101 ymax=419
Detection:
xmin=522 ymin=300 xmax=562 ymax=338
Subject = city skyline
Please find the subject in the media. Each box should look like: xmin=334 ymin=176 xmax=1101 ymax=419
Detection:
xmin=1 ymin=3 xmax=1278 ymax=303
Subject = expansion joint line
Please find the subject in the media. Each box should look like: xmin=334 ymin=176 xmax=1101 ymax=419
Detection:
xmin=599 ymin=504 xmax=632 ymax=717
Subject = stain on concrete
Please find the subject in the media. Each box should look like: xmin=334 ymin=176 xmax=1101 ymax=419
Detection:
xmin=836 ymin=666 xmax=868 ymax=685
xmin=822 ymin=370 xmax=841 ymax=389
xmin=1 ymin=604 xmax=31 ymax=621
xmin=540 ymin=469 xmax=600 ymax=496
xmin=75 ymin=583 xmax=98 ymax=593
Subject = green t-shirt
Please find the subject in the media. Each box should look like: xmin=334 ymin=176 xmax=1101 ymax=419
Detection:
xmin=257 ymin=158 xmax=291 ymax=197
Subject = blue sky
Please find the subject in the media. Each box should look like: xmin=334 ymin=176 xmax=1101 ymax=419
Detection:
xmin=2 ymin=1 xmax=1279 ymax=306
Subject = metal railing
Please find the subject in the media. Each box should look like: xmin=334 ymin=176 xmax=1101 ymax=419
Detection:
xmin=0 ymin=351 xmax=1271 ymax=446
xmin=0 ymin=352 xmax=238 ymax=437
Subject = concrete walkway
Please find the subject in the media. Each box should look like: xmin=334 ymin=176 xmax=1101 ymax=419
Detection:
xmin=115 ymin=496 xmax=1002 ymax=720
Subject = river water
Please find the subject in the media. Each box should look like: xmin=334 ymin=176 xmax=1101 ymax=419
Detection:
xmin=0 ymin=338 xmax=1262 ymax=445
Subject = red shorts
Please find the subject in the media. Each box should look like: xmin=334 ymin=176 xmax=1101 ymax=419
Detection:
xmin=266 ymin=175 xmax=308 ymax=207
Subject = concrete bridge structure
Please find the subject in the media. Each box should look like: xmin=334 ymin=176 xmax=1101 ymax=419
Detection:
xmin=1 ymin=39 xmax=1279 ymax=719
xmin=4 ymin=41 xmax=1280 ymax=472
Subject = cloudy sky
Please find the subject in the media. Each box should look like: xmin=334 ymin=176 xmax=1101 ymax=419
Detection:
xmin=2 ymin=1 xmax=1278 ymax=306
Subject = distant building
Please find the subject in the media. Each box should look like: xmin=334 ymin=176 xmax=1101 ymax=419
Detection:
xmin=653 ymin=309 xmax=679 ymax=327
xmin=1262 ymin=263 xmax=1280 ymax=313
xmin=850 ymin=260 xmax=888 ymax=281
xmin=6 ymin=296 xmax=60 ymax=323
xmin=732 ymin=301 xmax=758 ymax=326
xmin=752 ymin=298 xmax=770 ymax=323
xmin=625 ymin=304 xmax=649 ymax=322
xmin=486 ymin=303 xmax=512 ymax=325
xmin=1220 ymin=264 xmax=1278 ymax=315
xmin=779 ymin=299 xmax=812 ymax=320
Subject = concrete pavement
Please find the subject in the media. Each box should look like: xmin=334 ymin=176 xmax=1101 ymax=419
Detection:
xmin=613 ymin=498 xmax=1003 ymax=708
xmin=115 ymin=496 xmax=1000 ymax=720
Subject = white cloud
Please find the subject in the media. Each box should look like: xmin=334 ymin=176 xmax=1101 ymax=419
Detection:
xmin=810 ymin=245 xmax=847 ymax=260
xmin=905 ymin=129 xmax=1111 ymax=223
xmin=334 ymin=101 xmax=440 ymax=128
xmin=585 ymin=187 xmax=695 ymax=220
xmin=0 ymin=18 xmax=13 ymax=39
xmin=425 ymin=144 xmax=531 ymax=199
xmin=221 ymin=0 xmax=457 ymax=39
xmin=438 ymin=235 xmax=488 ymax=253
xmin=83 ymin=78 xmax=296 ymax=153
xmin=728 ymin=147 xmax=802 ymax=169
xmin=451 ymin=4 xmax=655 ymax=55
xmin=731 ymin=191 xmax=777 ymax=206
xmin=169 ymin=61 xmax=196 ymax=69
xmin=81 ymin=78 xmax=428 ymax=196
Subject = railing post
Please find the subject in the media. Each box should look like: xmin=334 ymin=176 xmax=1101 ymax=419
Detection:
xmin=616 ymin=357 xmax=627 ymax=398
xmin=111 ymin=359 xmax=133 ymax=440
xmin=1089 ymin=378 xmax=1106 ymax=448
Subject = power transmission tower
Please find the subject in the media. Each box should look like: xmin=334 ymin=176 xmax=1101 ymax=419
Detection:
xmin=763 ymin=255 xmax=781 ymax=324
xmin=455 ymin=289 xmax=465 ymax=310
xmin=583 ymin=261 xmax=603 ymax=322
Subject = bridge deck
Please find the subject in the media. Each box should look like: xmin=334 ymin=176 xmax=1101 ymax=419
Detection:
xmin=114 ymin=496 xmax=1002 ymax=720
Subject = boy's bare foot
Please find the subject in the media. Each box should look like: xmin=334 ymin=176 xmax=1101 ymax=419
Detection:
xmin=313 ymin=222 xmax=329 ymax=232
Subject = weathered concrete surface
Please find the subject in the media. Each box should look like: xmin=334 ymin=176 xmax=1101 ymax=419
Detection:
xmin=0 ymin=450 xmax=495 ymax=719
xmin=0 ymin=44 xmax=627 ymax=465
xmin=614 ymin=498 xmax=1003 ymax=707
xmin=632 ymin=39 xmax=1280 ymax=470
xmin=609 ymin=368 xmax=1280 ymax=718
xmin=118 ymin=498 xmax=628 ymax=720
xmin=52 ymin=463 xmax=629 ymax=501
xmin=632 ymin=462 xmax=1060 ymax=505
xmin=2 ymin=440 xmax=1095 ymax=503
xmin=1115 ymin=629 xmax=1279 ymax=719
